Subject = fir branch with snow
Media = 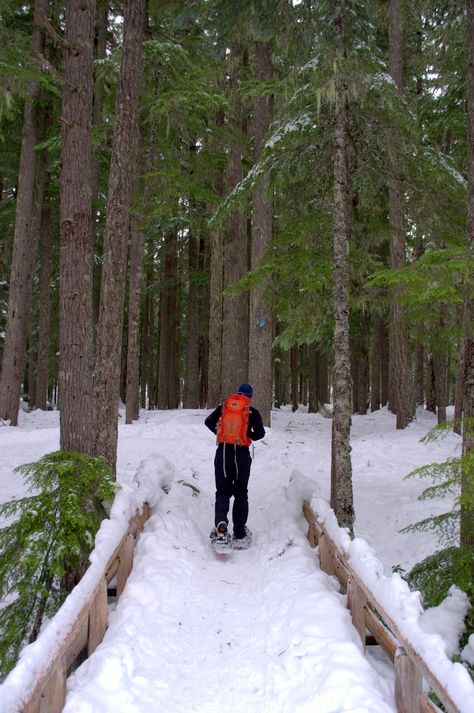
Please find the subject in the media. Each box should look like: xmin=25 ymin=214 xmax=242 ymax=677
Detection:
xmin=0 ymin=451 xmax=117 ymax=681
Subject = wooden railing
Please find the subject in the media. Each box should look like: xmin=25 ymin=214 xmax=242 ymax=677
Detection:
xmin=303 ymin=501 xmax=464 ymax=713
xmin=17 ymin=503 xmax=151 ymax=713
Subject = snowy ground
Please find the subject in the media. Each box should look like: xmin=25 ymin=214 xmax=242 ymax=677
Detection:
xmin=0 ymin=404 xmax=472 ymax=712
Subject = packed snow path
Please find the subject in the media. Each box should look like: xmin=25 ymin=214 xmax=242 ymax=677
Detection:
xmin=62 ymin=413 xmax=395 ymax=713
xmin=2 ymin=405 xmax=464 ymax=712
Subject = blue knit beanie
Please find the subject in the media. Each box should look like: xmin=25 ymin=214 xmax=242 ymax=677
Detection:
xmin=237 ymin=383 xmax=253 ymax=398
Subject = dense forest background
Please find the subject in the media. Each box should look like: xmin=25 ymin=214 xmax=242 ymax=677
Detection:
xmin=0 ymin=0 xmax=473 ymax=534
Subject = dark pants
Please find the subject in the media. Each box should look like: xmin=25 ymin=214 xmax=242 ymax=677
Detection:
xmin=214 ymin=443 xmax=252 ymax=538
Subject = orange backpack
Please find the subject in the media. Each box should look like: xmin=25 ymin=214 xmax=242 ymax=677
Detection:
xmin=217 ymin=393 xmax=251 ymax=446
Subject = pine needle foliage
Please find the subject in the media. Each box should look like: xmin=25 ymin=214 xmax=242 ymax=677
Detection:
xmin=0 ymin=451 xmax=118 ymax=681
xmin=401 ymin=423 xmax=473 ymax=674
xmin=400 ymin=422 xmax=474 ymax=544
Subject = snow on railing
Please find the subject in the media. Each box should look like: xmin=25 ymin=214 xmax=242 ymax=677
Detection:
xmin=0 ymin=456 xmax=171 ymax=713
xmin=302 ymin=498 xmax=474 ymax=713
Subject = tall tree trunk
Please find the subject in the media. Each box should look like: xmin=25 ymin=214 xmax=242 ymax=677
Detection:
xmin=0 ymin=0 xmax=47 ymax=425
xmin=199 ymin=235 xmax=210 ymax=407
xmin=291 ymin=345 xmax=299 ymax=412
xmin=454 ymin=337 xmax=466 ymax=434
xmin=221 ymin=43 xmax=248 ymax=396
xmin=357 ymin=313 xmax=369 ymax=415
xmin=308 ymin=345 xmax=320 ymax=413
xmin=350 ymin=332 xmax=359 ymax=414
xmin=461 ymin=0 xmax=474 ymax=556
xmin=157 ymin=233 xmax=179 ymax=409
xmin=183 ymin=231 xmax=200 ymax=408
xmin=318 ymin=356 xmax=329 ymax=405
xmin=248 ymin=40 xmax=273 ymax=426
xmin=413 ymin=235 xmax=425 ymax=408
xmin=27 ymin=339 xmax=37 ymax=408
xmin=207 ymin=221 xmax=223 ymax=405
xmin=125 ymin=139 xmax=146 ymax=424
xmin=434 ymin=315 xmax=448 ymax=425
xmin=91 ymin=0 xmax=108 ymax=325
xmin=140 ymin=256 xmax=153 ymax=409
xmin=426 ymin=355 xmax=436 ymax=413
xmin=380 ymin=319 xmax=389 ymax=407
xmin=330 ymin=0 xmax=354 ymax=534
xmin=415 ymin=342 xmax=424 ymax=407
xmin=36 ymin=184 xmax=51 ymax=410
xmin=388 ymin=0 xmax=414 ymax=429
xmin=126 ymin=100 xmax=156 ymax=423
xmin=207 ymin=111 xmax=225 ymax=407
xmin=59 ymin=0 xmax=96 ymax=453
xmin=94 ymin=0 xmax=147 ymax=471
xmin=283 ymin=348 xmax=291 ymax=405
xmin=370 ymin=319 xmax=381 ymax=412
xmin=27 ymin=141 xmax=49 ymax=410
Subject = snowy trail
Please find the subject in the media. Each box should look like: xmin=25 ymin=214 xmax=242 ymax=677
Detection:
xmin=63 ymin=418 xmax=394 ymax=713
xmin=2 ymin=405 xmax=464 ymax=712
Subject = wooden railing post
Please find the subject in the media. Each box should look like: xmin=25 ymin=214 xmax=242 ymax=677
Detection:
xmin=318 ymin=532 xmax=334 ymax=575
xmin=395 ymin=647 xmax=422 ymax=713
xmin=347 ymin=576 xmax=365 ymax=646
xmin=117 ymin=532 xmax=135 ymax=598
xmin=88 ymin=579 xmax=108 ymax=656
xmin=39 ymin=657 xmax=66 ymax=713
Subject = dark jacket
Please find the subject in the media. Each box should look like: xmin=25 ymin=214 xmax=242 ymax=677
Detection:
xmin=205 ymin=403 xmax=265 ymax=445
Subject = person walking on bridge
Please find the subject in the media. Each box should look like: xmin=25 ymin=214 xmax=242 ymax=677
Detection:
xmin=205 ymin=384 xmax=265 ymax=549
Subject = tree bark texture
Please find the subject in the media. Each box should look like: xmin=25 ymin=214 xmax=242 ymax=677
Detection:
xmin=90 ymin=0 xmax=108 ymax=327
xmin=207 ymin=110 xmax=225 ymax=407
xmin=58 ymin=0 xmax=96 ymax=453
xmin=357 ymin=313 xmax=369 ymax=415
xmin=126 ymin=103 xmax=156 ymax=423
xmin=426 ymin=356 xmax=436 ymax=413
xmin=140 ymin=256 xmax=153 ymax=409
xmin=183 ymin=231 xmax=201 ymax=408
xmin=461 ymin=0 xmax=474 ymax=555
xmin=199 ymin=235 xmax=209 ymax=407
xmin=388 ymin=0 xmax=414 ymax=429
xmin=157 ymin=232 xmax=179 ymax=410
xmin=370 ymin=320 xmax=381 ymax=412
xmin=350 ymin=335 xmax=359 ymax=414
xmin=36 ymin=184 xmax=52 ymax=410
xmin=94 ymin=0 xmax=147 ymax=471
xmin=330 ymin=0 xmax=354 ymax=534
xmin=308 ymin=345 xmax=320 ymax=413
xmin=0 ymin=0 xmax=47 ymax=425
xmin=434 ymin=329 xmax=448 ymax=425
xmin=27 ymin=143 xmax=49 ymax=410
xmin=248 ymin=40 xmax=273 ymax=426
xmin=318 ymin=357 xmax=329 ymax=405
xmin=454 ymin=336 xmax=466 ymax=434
xmin=291 ymin=344 xmax=299 ymax=412
xmin=221 ymin=43 xmax=248 ymax=397
xmin=415 ymin=342 xmax=424 ymax=407
xmin=207 ymin=221 xmax=224 ymax=405
xmin=125 ymin=140 xmax=147 ymax=424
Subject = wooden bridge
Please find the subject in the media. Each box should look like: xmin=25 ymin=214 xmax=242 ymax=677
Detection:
xmin=1 ymin=499 xmax=471 ymax=713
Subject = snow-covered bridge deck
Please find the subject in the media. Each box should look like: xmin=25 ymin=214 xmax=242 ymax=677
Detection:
xmin=1 ymin=408 xmax=473 ymax=713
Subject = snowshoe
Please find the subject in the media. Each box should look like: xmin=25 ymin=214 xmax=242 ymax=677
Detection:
xmin=210 ymin=521 xmax=233 ymax=558
xmin=233 ymin=526 xmax=252 ymax=550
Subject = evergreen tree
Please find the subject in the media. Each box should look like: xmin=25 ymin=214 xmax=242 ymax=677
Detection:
xmin=0 ymin=0 xmax=48 ymax=425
